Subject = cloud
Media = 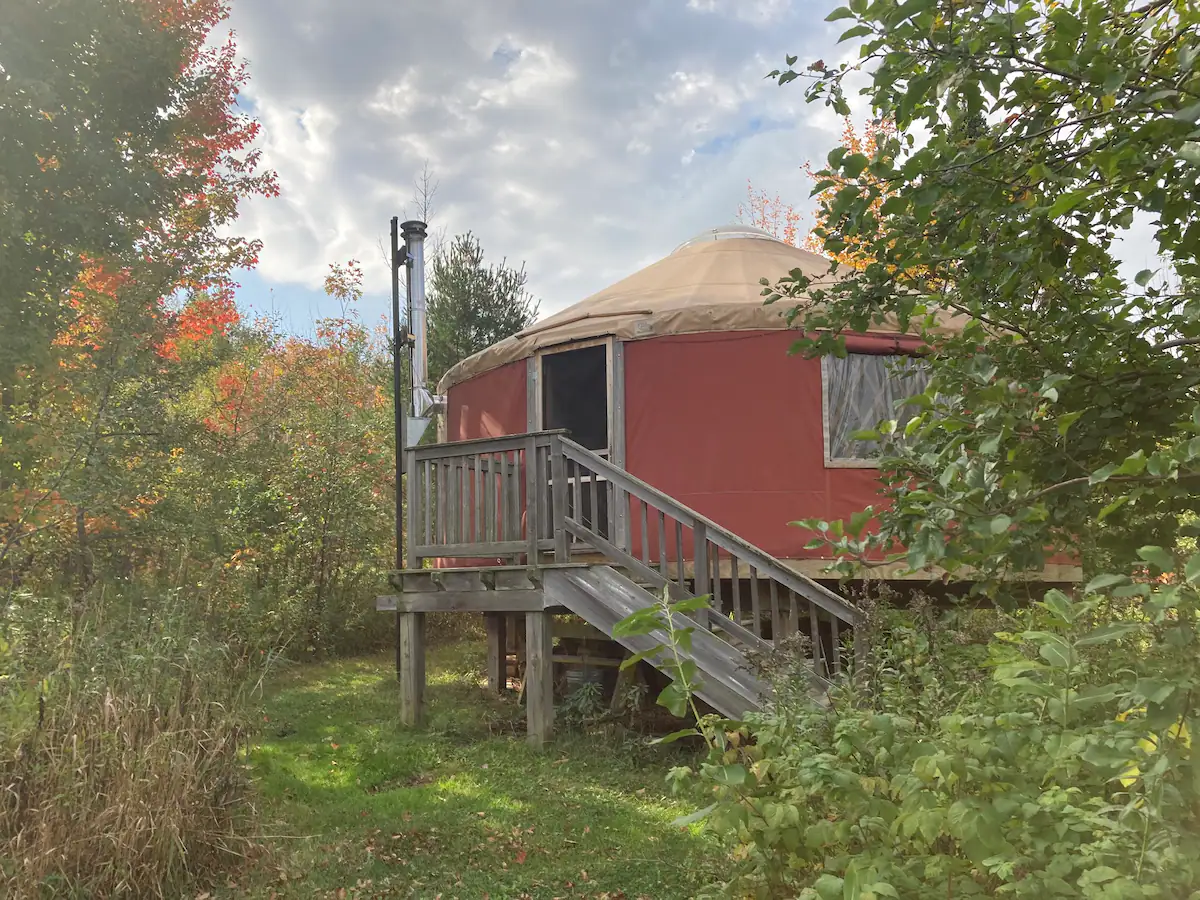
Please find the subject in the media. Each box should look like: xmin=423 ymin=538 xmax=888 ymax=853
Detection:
xmin=226 ymin=0 xmax=1164 ymax=328
xmin=225 ymin=0 xmax=849 ymax=320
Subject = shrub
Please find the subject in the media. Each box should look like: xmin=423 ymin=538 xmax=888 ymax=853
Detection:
xmin=0 ymin=590 xmax=265 ymax=898
xmin=628 ymin=589 xmax=1200 ymax=899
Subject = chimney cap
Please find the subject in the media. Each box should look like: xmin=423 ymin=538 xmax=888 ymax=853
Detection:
xmin=400 ymin=220 xmax=428 ymax=238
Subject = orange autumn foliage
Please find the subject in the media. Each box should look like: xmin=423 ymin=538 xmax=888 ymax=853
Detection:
xmin=45 ymin=0 xmax=275 ymax=367
xmin=200 ymin=263 xmax=388 ymax=443
xmin=3 ymin=0 xmax=277 ymax=580
xmin=739 ymin=181 xmax=803 ymax=246
xmin=738 ymin=118 xmax=898 ymax=270
xmin=801 ymin=117 xmax=897 ymax=270
xmin=52 ymin=257 xmax=243 ymax=365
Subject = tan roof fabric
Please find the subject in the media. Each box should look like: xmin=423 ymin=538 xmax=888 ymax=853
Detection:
xmin=437 ymin=230 xmax=963 ymax=392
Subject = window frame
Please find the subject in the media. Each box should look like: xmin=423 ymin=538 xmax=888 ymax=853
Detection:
xmin=821 ymin=351 xmax=928 ymax=469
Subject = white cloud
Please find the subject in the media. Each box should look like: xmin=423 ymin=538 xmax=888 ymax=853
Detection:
xmin=224 ymin=0 xmax=874 ymax=316
xmin=687 ymin=0 xmax=794 ymax=25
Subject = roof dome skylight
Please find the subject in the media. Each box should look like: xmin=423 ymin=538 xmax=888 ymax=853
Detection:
xmin=673 ymin=224 xmax=783 ymax=253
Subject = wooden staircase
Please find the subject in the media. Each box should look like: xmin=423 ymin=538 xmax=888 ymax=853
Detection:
xmin=380 ymin=430 xmax=863 ymax=741
xmin=543 ymin=565 xmax=768 ymax=718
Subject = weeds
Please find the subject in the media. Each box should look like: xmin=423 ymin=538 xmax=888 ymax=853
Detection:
xmin=0 ymin=591 xmax=267 ymax=899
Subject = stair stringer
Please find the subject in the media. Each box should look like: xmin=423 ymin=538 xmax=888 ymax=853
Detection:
xmin=543 ymin=565 xmax=769 ymax=720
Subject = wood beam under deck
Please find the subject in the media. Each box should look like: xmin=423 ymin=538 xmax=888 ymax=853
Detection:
xmin=397 ymin=612 xmax=425 ymax=726
xmin=526 ymin=611 xmax=554 ymax=747
xmin=376 ymin=563 xmax=590 ymax=615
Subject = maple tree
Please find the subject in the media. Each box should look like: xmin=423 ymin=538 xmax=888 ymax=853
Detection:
xmin=1 ymin=0 xmax=276 ymax=589
xmin=0 ymin=0 xmax=274 ymax=378
xmin=738 ymin=180 xmax=803 ymax=246
xmin=737 ymin=118 xmax=896 ymax=270
xmin=799 ymin=117 xmax=896 ymax=269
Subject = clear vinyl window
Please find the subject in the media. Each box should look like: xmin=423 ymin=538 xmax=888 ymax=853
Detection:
xmin=822 ymin=353 xmax=931 ymax=466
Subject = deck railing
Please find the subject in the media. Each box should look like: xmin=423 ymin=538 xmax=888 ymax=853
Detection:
xmin=405 ymin=430 xmax=563 ymax=566
xmin=404 ymin=430 xmax=864 ymax=679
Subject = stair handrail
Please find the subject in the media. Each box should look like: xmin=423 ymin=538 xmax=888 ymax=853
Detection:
xmin=555 ymin=436 xmax=864 ymax=629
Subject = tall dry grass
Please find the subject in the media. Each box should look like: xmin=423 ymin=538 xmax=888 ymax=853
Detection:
xmin=0 ymin=590 xmax=267 ymax=898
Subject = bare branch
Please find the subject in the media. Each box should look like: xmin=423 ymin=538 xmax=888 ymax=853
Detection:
xmin=1154 ymin=336 xmax=1200 ymax=352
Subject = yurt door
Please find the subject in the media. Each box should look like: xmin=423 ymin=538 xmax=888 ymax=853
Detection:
xmin=537 ymin=340 xmax=614 ymax=546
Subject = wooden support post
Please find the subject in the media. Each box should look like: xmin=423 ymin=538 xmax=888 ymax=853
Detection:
xmin=398 ymin=612 xmax=426 ymax=726
xmin=486 ymin=612 xmax=508 ymax=693
xmin=610 ymin=651 xmax=637 ymax=713
xmin=513 ymin=612 xmax=527 ymax=681
xmin=526 ymin=611 xmax=554 ymax=748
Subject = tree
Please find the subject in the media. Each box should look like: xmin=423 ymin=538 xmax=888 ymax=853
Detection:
xmin=640 ymin=9 xmax=1200 ymax=896
xmin=0 ymin=0 xmax=275 ymax=591
xmin=748 ymin=3 xmax=1200 ymax=887
xmin=177 ymin=261 xmax=395 ymax=655
xmin=738 ymin=180 xmax=803 ymax=245
xmin=766 ymin=0 xmax=1200 ymax=585
xmin=0 ymin=0 xmax=273 ymax=379
xmin=425 ymin=232 xmax=539 ymax=384
xmin=799 ymin=116 xmax=897 ymax=269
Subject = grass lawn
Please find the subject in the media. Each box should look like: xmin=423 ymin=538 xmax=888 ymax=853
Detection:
xmin=221 ymin=639 xmax=725 ymax=900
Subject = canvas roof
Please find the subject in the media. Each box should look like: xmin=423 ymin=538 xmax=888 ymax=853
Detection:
xmin=437 ymin=225 xmax=963 ymax=393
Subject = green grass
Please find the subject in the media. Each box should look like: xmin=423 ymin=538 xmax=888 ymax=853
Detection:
xmin=223 ymin=640 xmax=724 ymax=899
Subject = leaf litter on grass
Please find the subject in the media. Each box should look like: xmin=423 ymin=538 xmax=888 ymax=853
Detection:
xmin=221 ymin=644 xmax=722 ymax=899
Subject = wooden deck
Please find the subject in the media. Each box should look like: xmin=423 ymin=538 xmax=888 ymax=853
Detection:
xmin=378 ymin=430 xmax=864 ymax=745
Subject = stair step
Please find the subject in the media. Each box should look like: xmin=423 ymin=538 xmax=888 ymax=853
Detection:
xmin=543 ymin=565 xmax=771 ymax=719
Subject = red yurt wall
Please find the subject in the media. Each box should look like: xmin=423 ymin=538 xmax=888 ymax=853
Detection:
xmin=445 ymin=360 xmax=527 ymax=442
xmin=623 ymin=330 xmax=890 ymax=561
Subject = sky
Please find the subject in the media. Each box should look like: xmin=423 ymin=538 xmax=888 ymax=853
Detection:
xmin=223 ymin=0 xmax=1164 ymax=335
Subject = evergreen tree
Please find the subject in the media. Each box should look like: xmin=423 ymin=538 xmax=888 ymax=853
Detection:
xmin=425 ymin=232 xmax=539 ymax=384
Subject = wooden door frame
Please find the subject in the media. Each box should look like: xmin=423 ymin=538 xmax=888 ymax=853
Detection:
xmin=527 ymin=337 xmax=620 ymax=455
xmin=526 ymin=337 xmax=627 ymax=548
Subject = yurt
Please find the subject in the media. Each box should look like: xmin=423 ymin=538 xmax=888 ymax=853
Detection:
xmin=431 ymin=224 xmax=965 ymax=580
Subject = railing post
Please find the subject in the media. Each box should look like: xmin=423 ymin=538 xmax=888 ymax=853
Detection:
xmin=853 ymin=626 xmax=868 ymax=685
xmin=550 ymin=437 xmax=569 ymax=563
xmin=608 ymin=480 xmax=619 ymax=547
xmin=405 ymin=448 xmax=419 ymax=569
xmin=809 ymin=603 xmax=824 ymax=678
xmin=525 ymin=434 xmax=539 ymax=565
xmin=692 ymin=521 xmax=709 ymax=628
xmin=613 ymin=482 xmax=628 ymax=553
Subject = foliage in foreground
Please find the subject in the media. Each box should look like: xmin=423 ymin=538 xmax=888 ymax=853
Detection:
xmin=769 ymin=0 xmax=1200 ymax=586
xmin=623 ymin=585 xmax=1200 ymax=899
xmin=621 ymin=3 xmax=1200 ymax=894
xmin=0 ymin=591 xmax=265 ymax=899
